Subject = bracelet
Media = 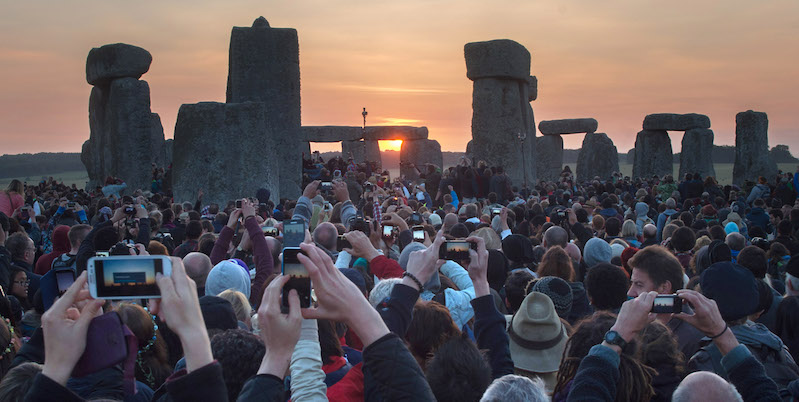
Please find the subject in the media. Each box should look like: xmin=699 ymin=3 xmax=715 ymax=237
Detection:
xmin=402 ymin=272 xmax=423 ymax=291
xmin=709 ymin=323 xmax=729 ymax=339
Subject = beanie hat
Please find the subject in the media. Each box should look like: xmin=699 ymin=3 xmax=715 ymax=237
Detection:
xmin=532 ymin=277 xmax=573 ymax=318
xmin=339 ymin=268 xmax=367 ymax=294
xmin=701 ymin=204 xmax=717 ymax=217
xmin=620 ymin=247 xmax=639 ymax=275
xmin=584 ymin=238 xmax=612 ymax=268
xmin=199 ymin=295 xmax=238 ymax=331
xmin=399 ymin=242 xmax=440 ymax=293
xmin=501 ymin=235 xmax=535 ymax=264
xmin=610 ymin=243 xmax=625 ymax=259
xmin=724 ymin=222 xmax=740 ymax=235
xmin=205 ymin=259 xmax=252 ymax=299
xmin=700 ymin=262 xmax=758 ymax=321
xmin=428 ymin=213 xmax=442 ymax=226
xmin=707 ymin=240 xmax=732 ymax=264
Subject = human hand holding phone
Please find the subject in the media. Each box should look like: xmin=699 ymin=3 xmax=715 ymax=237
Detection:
xmin=464 ymin=236 xmax=490 ymax=297
xmin=344 ymin=230 xmax=380 ymax=262
xmin=256 ymin=275 xmax=302 ymax=377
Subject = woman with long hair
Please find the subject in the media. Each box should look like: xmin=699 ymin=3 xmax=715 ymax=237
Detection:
xmin=115 ymin=303 xmax=171 ymax=391
xmin=0 ymin=180 xmax=24 ymax=217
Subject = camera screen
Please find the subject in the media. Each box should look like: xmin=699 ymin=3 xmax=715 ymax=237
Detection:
xmin=383 ymin=225 xmax=394 ymax=237
xmin=282 ymin=248 xmax=311 ymax=308
xmin=282 ymin=249 xmax=308 ymax=279
xmin=283 ymin=221 xmax=305 ymax=248
xmin=654 ymin=296 xmax=674 ymax=308
xmin=413 ymin=230 xmax=425 ymax=241
xmin=94 ymin=258 xmax=163 ymax=298
xmin=55 ymin=270 xmax=75 ymax=295
xmin=321 ymin=182 xmax=332 ymax=191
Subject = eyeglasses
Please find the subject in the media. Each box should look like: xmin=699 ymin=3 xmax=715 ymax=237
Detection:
xmin=14 ymin=280 xmax=30 ymax=287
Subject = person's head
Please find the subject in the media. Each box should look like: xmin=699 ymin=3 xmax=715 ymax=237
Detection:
xmin=536 ymin=246 xmax=575 ymax=282
xmin=670 ymin=226 xmax=696 ymax=253
xmin=5 ymin=180 xmax=23 ymax=194
xmin=312 ymin=222 xmax=337 ymax=252
xmin=205 ymin=259 xmax=251 ymax=299
xmin=584 ymin=237 xmax=612 ymax=267
xmin=0 ymin=362 xmax=42 ymax=402
xmin=662 ymin=223 xmax=679 ymax=242
xmin=621 ymin=220 xmax=637 ymax=239
xmin=725 ymin=232 xmax=746 ymax=252
xmin=8 ymin=267 xmax=28 ymax=300
xmin=605 ymin=217 xmax=621 ymax=237
xmin=531 ymin=276 xmax=573 ymax=319
xmin=6 ymin=233 xmax=34 ymax=265
xmin=736 ymin=246 xmax=767 ymax=279
xmin=627 ymin=245 xmax=684 ymax=298
xmin=585 ymin=263 xmax=629 ymax=311
xmin=672 ymin=371 xmax=743 ymax=402
xmin=776 ymin=296 xmax=799 ymax=342
xmin=67 ymin=224 xmax=91 ymax=252
xmin=183 ymin=252 xmax=213 ymax=289
xmin=218 ymin=289 xmax=253 ymax=329
xmin=471 ymin=227 xmax=502 ymax=251
xmin=591 ymin=214 xmax=605 ymax=232
xmin=406 ymin=301 xmax=461 ymax=368
xmin=542 ymin=226 xmax=568 ymax=249
xmin=642 ymin=223 xmax=657 ymax=239
xmin=369 ymin=277 xmax=402 ymax=307
xmin=115 ymin=303 xmax=171 ymax=389
xmin=480 ymin=374 xmax=548 ymax=402
xmin=504 ymin=270 xmax=534 ymax=313
xmin=185 ymin=220 xmax=203 ymax=240
xmin=509 ymin=292 xmax=567 ymax=375
xmin=147 ymin=240 xmax=169 ymax=256
xmin=701 ymin=262 xmax=759 ymax=323
xmin=210 ymin=329 xmax=266 ymax=401
xmin=639 ymin=320 xmax=684 ymax=378
xmin=665 ymin=198 xmax=676 ymax=209
xmin=425 ymin=333 xmax=492 ymax=402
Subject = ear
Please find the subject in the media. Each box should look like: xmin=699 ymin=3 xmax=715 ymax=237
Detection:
xmin=657 ymin=282 xmax=673 ymax=294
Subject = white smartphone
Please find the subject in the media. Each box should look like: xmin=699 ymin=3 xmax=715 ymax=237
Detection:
xmin=87 ymin=255 xmax=172 ymax=299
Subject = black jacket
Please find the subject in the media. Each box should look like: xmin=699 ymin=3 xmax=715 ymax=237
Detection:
xmin=471 ymin=295 xmax=514 ymax=379
xmin=362 ymin=333 xmax=436 ymax=401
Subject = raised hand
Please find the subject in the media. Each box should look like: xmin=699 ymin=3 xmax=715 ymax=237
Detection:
xmin=256 ymin=275 xmax=302 ymax=377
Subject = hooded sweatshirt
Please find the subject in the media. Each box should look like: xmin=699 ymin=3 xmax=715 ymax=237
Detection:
xmin=34 ymin=225 xmax=71 ymax=276
xmin=205 ymin=260 xmax=252 ymax=299
xmin=634 ymin=202 xmax=652 ymax=235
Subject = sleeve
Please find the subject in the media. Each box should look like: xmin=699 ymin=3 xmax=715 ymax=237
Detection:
xmin=76 ymin=220 xmax=113 ymax=274
xmin=236 ymin=375 xmax=286 ymax=402
xmin=450 ymin=190 xmax=459 ymax=210
xmin=369 ymin=255 xmax=404 ymax=279
xmin=721 ymin=345 xmax=781 ymax=402
xmin=340 ymin=200 xmax=357 ymax=230
xmin=500 ymin=229 xmax=512 ymax=240
xmin=571 ymin=222 xmax=593 ymax=250
xmin=440 ymin=262 xmax=476 ymax=329
xmin=566 ymin=344 xmax=620 ymax=402
xmin=361 ymin=333 xmax=436 ymax=402
xmin=23 ymin=373 xmax=85 ymax=402
xmin=289 ymin=319 xmax=328 ymax=401
xmin=136 ymin=217 xmax=150 ymax=246
xmin=291 ymin=196 xmax=313 ymax=226
xmin=335 ymin=250 xmax=353 ymax=269
xmin=471 ymin=295 xmax=514 ymax=379
xmin=244 ymin=217 xmax=273 ymax=307
xmin=376 ymin=283 xmax=419 ymax=335
xmin=163 ymin=362 xmax=229 ymax=402
xmin=210 ymin=226 xmax=235 ymax=266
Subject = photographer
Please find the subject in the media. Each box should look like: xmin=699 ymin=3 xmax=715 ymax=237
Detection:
xmin=75 ymin=205 xmax=150 ymax=274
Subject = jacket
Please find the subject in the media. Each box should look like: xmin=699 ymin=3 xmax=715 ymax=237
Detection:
xmin=209 ymin=217 xmax=274 ymax=307
xmin=420 ymin=261 xmax=475 ymax=329
xmin=748 ymin=183 xmax=771 ymax=205
xmin=746 ymin=207 xmax=771 ymax=233
xmin=656 ymin=209 xmax=679 ymax=241
xmin=472 ymin=295 xmax=514 ymax=379
xmin=667 ymin=315 xmax=704 ymax=359
xmin=34 ymin=225 xmax=71 ymax=275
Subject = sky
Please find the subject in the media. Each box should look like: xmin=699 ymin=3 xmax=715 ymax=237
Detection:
xmin=1 ymin=0 xmax=798 ymax=156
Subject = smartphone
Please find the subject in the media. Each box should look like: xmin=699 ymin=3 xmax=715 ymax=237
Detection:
xmin=282 ymin=247 xmax=311 ymax=308
xmin=409 ymin=213 xmax=422 ymax=225
xmin=67 ymin=202 xmax=76 ymax=209
xmin=236 ymin=199 xmax=243 ymax=209
xmin=283 ymin=219 xmax=306 ymax=248
xmin=262 ymin=227 xmax=278 ymax=237
xmin=337 ymin=235 xmax=352 ymax=251
xmin=491 ymin=208 xmax=502 ymax=217
xmin=439 ymin=240 xmax=477 ymax=260
xmin=320 ymin=182 xmax=333 ymax=192
xmin=412 ymin=225 xmax=425 ymax=242
xmin=558 ymin=210 xmax=566 ymax=218
xmin=55 ymin=268 xmax=76 ymax=296
xmin=95 ymin=251 xmax=110 ymax=257
xmin=20 ymin=207 xmax=30 ymax=220
xmin=383 ymin=225 xmax=395 ymax=238
xmin=87 ymin=255 xmax=172 ymax=299
xmin=651 ymin=294 xmax=683 ymax=314
xmin=124 ymin=205 xmax=136 ymax=215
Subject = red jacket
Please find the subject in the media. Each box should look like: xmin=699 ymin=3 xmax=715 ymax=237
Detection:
xmin=35 ymin=225 xmax=71 ymax=275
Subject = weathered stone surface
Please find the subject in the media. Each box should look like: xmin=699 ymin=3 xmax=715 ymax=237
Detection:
xmin=632 ymin=130 xmax=673 ymax=179
xmin=464 ymin=39 xmax=531 ymax=81
xmin=538 ymin=118 xmax=598 ymax=135
xmin=171 ymin=102 xmax=279 ymax=206
xmin=400 ymin=139 xmax=443 ymax=180
xmin=643 ymin=113 xmax=710 ymax=131
xmin=465 ymin=140 xmax=474 ymax=161
xmin=733 ymin=110 xmax=777 ymax=186
xmin=536 ymin=135 xmax=563 ymax=182
xmin=527 ymin=76 xmax=538 ymax=101
xmin=81 ymin=78 xmax=166 ymax=191
xmin=86 ymin=43 xmax=152 ymax=86
xmin=364 ymin=140 xmax=382 ymax=166
xmin=363 ymin=126 xmax=428 ymax=141
xmin=341 ymin=140 xmax=365 ymax=164
xmin=226 ymin=17 xmax=301 ymax=198
xmin=164 ymin=139 xmax=174 ymax=168
xmin=469 ymin=78 xmax=536 ymax=187
xmin=577 ymin=133 xmax=619 ymax=182
xmin=679 ymin=128 xmax=716 ymax=180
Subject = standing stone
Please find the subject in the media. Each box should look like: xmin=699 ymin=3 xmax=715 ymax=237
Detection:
xmin=576 ymin=133 xmax=619 ymax=182
xmin=733 ymin=111 xmax=777 ymax=186
xmin=86 ymin=43 xmax=152 ymax=86
xmin=632 ymin=130 xmax=673 ymax=179
xmin=536 ymin=135 xmax=563 ymax=182
xmin=364 ymin=139 xmax=382 ymax=167
xmin=466 ymin=39 xmax=536 ymax=188
xmin=172 ymin=102 xmax=279 ymax=206
xmin=341 ymin=140 xmax=365 ymax=164
xmin=226 ymin=17 xmax=301 ymax=198
xmin=643 ymin=113 xmax=710 ymax=131
xmin=679 ymin=128 xmax=716 ymax=180
xmin=400 ymin=139 xmax=443 ymax=180
xmin=538 ymin=118 xmax=598 ymax=135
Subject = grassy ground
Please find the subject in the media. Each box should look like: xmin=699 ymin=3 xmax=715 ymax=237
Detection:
xmin=563 ymin=163 xmax=797 ymax=185
xmin=0 ymin=170 xmax=89 ymax=189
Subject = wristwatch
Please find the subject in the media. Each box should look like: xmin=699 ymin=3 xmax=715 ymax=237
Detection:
xmin=603 ymin=330 xmax=628 ymax=349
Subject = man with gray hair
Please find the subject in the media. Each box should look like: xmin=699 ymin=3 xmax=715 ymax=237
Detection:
xmin=725 ymin=232 xmax=746 ymax=262
xmin=312 ymin=222 xmax=339 ymax=260
xmin=542 ymin=226 xmax=568 ymax=249
xmin=641 ymin=223 xmax=659 ymax=248
xmin=671 ymin=371 xmax=742 ymax=402
xmin=657 ymin=198 xmax=679 ymax=242
xmin=183 ymin=252 xmax=212 ymax=295
xmin=480 ymin=374 xmax=548 ymax=402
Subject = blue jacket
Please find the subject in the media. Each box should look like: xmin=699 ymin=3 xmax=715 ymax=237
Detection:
xmin=747 ymin=183 xmax=770 ymax=205
xmin=746 ymin=207 xmax=771 ymax=233
xmin=656 ymin=209 xmax=679 ymax=241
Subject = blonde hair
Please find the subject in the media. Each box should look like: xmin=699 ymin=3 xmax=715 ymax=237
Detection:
xmin=621 ymin=220 xmax=638 ymax=238
xmin=471 ymin=227 xmax=502 ymax=250
xmin=218 ymin=289 xmax=252 ymax=326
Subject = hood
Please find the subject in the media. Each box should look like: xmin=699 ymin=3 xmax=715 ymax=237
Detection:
xmin=635 ymin=202 xmax=649 ymax=217
xmin=731 ymin=322 xmax=784 ymax=352
xmin=664 ymin=209 xmax=678 ymax=216
xmin=749 ymin=207 xmax=766 ymax=216
xmin=51 ymin=225 xmax=71 ymax=254
xmin=756 ymin=183 xmax=770 ymax=191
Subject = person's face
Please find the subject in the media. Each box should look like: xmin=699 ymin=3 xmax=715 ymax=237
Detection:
xmin=628 ymin=268 xmax=670 ymax=298
xmin=12 ymin=271 xmax=28 ymax=299
xmin=23 ymin=240 xmax=35 ymax=265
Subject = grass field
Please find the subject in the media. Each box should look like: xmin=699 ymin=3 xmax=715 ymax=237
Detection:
xmin=570 ymin=163 xmax=796 ymax=185
xmin=0 ymin=170 xmax=89 ymax=189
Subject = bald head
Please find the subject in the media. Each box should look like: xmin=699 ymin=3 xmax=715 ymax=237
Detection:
xmin=543 ymin=226 xmax=568 ymax=249
xmin=443 ymin=213 xmax=459 ymax=233
xmin=672 ymin=371 xmax=742 ymax=402
xmin=183 ymin=252 xmax=212 ymax=288
xmin=643 ymin=223 xmax=657 ymax=239
xmin=313 ymin=222 xmax=338 ymax=251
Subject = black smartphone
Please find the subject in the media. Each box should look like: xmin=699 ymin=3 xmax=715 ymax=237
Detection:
xmin=491 ymin=208 xmax=502 ymax=218
xmin=337 ymin=235 xmax=352 ymax=251
xmin=383 ymin=225 xmax=395 ymax=239
xmin=652 ymin=294 xmax=682 ymax=314
xmin=282 ymin=247 xmax=311 ymax=308
xmin=409 ymin=213 xmax=423 ymax=226
xmin=124 ymin=205 xmax=136 ymax=215
xmin=55 ymin=268 xmax=76 ymax=296
xmin=320 ymin=182 xmax=333 ymax=192
xmin=283 ymin=219 xmax=306 ymax=248
xmin=236 ymin=199 xmax=243 ymax=209
xmin=20 ymin=207 xmax=30 ymax=220
xmin=439 ymin=240 xmax=477 ymax=260
xmin=412 ymin=225 xmax=425 ymax=242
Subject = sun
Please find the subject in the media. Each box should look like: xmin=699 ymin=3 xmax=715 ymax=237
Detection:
xmin=379 ymin=140 xmax=403 ymax=152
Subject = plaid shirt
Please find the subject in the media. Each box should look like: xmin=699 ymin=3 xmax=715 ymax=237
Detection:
xmin=373 ymin=199 xmax=382 ymax=223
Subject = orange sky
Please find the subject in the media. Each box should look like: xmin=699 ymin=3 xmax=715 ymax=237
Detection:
xmin=2 ymin=1 xmax=798 ymax=156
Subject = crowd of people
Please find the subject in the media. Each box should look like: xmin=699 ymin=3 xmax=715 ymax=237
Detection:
xmin=0 ymin=159 xmax=799 ymax=401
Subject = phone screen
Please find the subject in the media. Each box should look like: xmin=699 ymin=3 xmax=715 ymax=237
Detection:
xmin=413 ymin=230 xmax=425 ymax=242
xmin=383 ymin=225 xmax=394 ymax=238
xmin=282 ymin=248 xmax=311 ymax=308
xmin=55 ymin=270 xmax=76 ymax=295
xmin=439 ymin=240 xmax=472 ymax=260
xmin=283 ymin=220 xmax=306 ymax=248
xmin=92 ymin=257 xmax=166 ymax=298
xmin=96 ymin=251 xmax=110 ymax=257
xmin=262 ymin=227 xmax=278 ymax=237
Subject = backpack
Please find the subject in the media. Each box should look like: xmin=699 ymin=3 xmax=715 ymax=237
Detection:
xmin=703 ymin=342 xmax=799 ymax=391
xmin=51 ymin=253 xmax=77 ymax=272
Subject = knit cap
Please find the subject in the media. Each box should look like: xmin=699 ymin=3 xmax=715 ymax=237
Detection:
xmin=700 ymin=262 xmax=758 ymax=321
xmin=584 ymin=238 xmax=612 ymax=268
xmin=205 ymin=259 xmax=252 ymax=299
xmin=532 ymin=276 xmax=573 ymax=319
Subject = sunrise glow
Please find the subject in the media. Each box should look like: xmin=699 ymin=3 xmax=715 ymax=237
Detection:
xmin=379 ymin=140 xmax=403 ymax=152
